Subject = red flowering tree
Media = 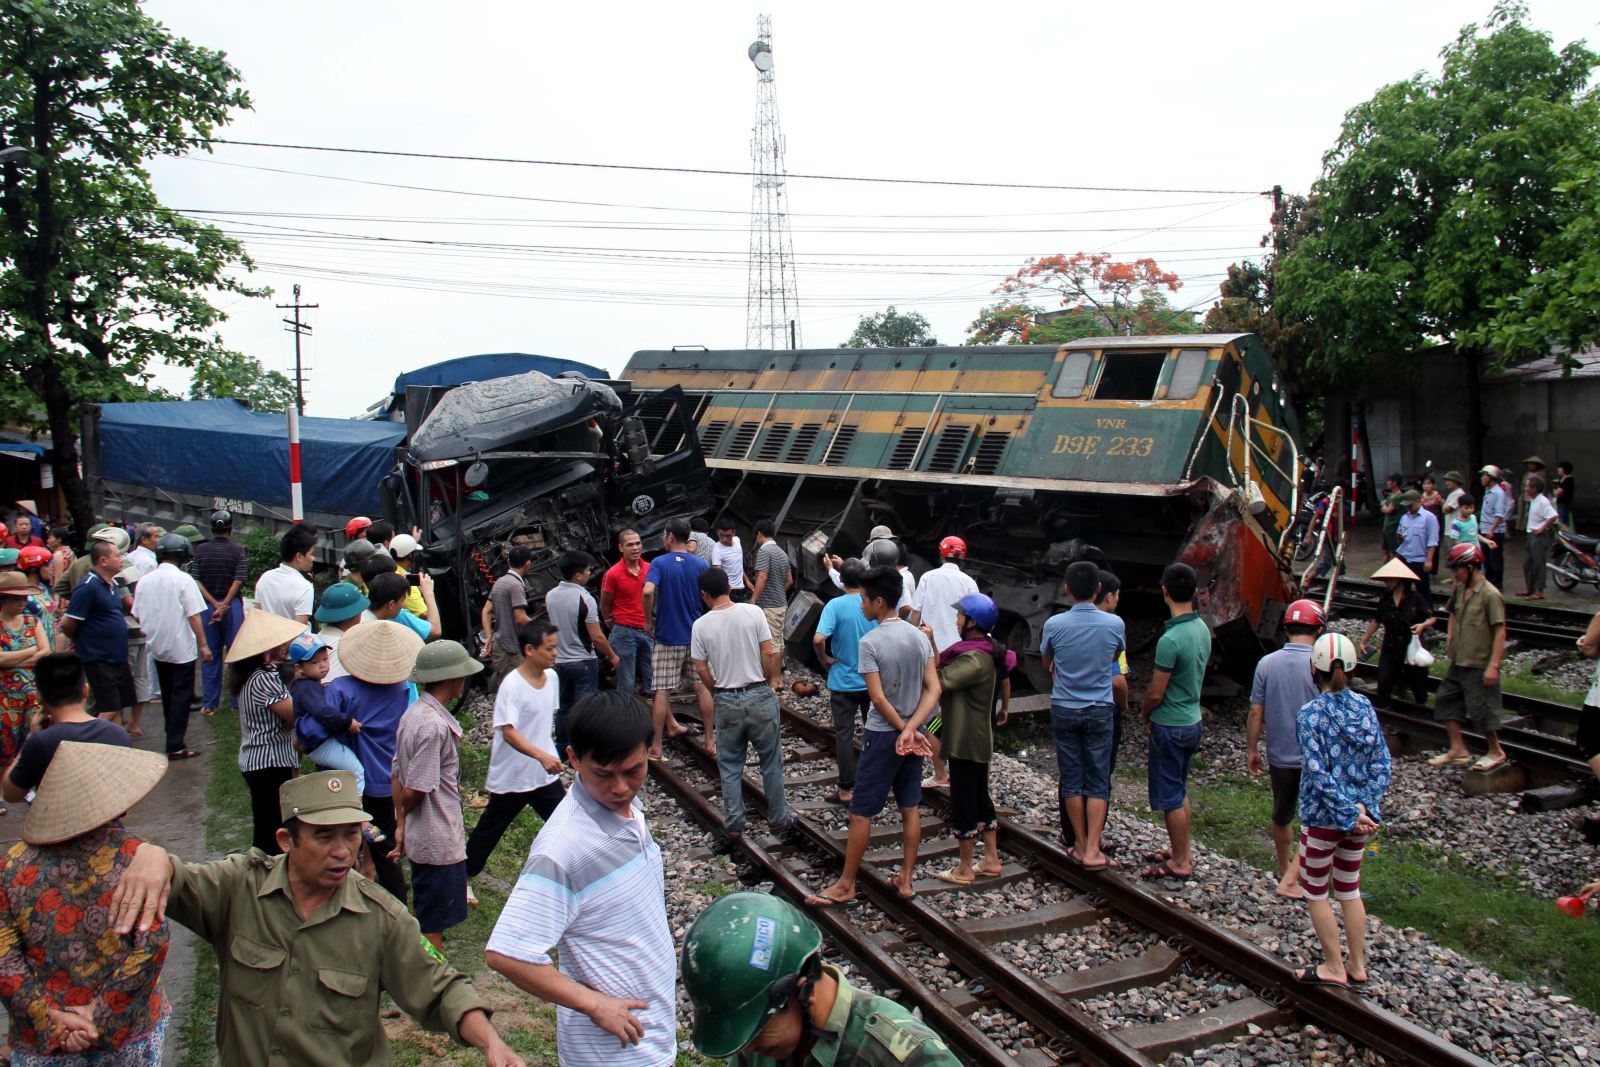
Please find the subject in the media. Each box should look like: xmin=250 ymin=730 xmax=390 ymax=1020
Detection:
xmin=967 ymin=254 xmax=1197 ymax=343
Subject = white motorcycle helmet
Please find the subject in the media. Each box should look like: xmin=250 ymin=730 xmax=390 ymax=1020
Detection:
xmin=1312 ymin=632 xmax=1358 ymax=673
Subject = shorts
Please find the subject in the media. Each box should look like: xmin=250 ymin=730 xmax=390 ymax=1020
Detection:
xmin=651 ymin=643 xmax=698 ymax=693
xmin=848 ymin=729 xmax=922 ymax=818
xmin=1147 ymin=720 xmax=1203 ymax=812
xmin=1298 ymin=826 xmax=1371 ymax=902
xmin=410 ymin=859 xmax=468 ymax=933
xmin=1269 ymin=764 xmax=1302 ymax=827
xmin=85 ymin=659 xmax=136 ymax=714
xmin=763 ymin=604 xmax=787 ymax=644
xmin=128 ymin=642 xmax=153 ymax=702
xmin=1578 ymin=706 xmax=1600 ymax=761
xmin=1433 ymin=663 xmax=1503 ymax=732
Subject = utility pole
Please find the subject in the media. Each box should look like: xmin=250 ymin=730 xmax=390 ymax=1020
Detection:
xmin=275 ymin=284 xmax=318 ymax=415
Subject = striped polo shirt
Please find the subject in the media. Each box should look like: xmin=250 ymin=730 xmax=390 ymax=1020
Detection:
xmin=486 ymin=775 xmax=676 ymax=1066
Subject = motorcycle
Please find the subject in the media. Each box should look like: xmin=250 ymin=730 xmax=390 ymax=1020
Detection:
xmin=1548 ymin=527 xmax=1600 ymax=592
xmin=1291 ymin=487 xmax=1332 ymax=562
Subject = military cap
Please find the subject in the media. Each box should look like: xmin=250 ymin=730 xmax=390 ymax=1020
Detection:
xmin=279 ymin=770 xmax=371 ymax=826
xmin=174 ymin=523 xmax=204 ymax=544
xmin=1399 ymin=488 xmax=1421 ymax=504
xmin=412 ymin=640 xmax=484 ymax=684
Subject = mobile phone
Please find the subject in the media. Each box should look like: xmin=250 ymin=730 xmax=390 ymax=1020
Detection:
xmin=406 ymin=572 xmax=421 ymax=586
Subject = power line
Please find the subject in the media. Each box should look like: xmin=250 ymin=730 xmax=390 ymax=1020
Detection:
xmin=197 ymin=137 xmax=1272 ymax=197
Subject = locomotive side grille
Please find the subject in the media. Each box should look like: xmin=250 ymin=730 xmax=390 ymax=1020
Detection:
xmin=698 ymin=420 xmax=730 ymax=456
xmin=822 ymin=424 xmax=858 ymax=466
xmin=786 ymin=423 xmax=822 ymax=463
xmin=886 ymin=427 xmax=925 ymax=471
xmin=727 ymin=421 xmax=761 ymax=459
xmin=925 ymin=425 xmax=972 ymax=473
xmin=972 ymin=431 xmax=1011 ymax=474
xmin=754 ymin=422 xmax=794 ymax=462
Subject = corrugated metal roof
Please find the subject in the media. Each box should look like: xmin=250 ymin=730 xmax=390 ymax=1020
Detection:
xmin=1492 ymin=348 xmax=1600 ymax=382
xmin=1065 ymin=334 xmax=1248 ymax=349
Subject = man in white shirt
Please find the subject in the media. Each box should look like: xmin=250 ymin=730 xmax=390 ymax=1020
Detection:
xmin=1522 ymin=475 xmax=1560 ymax=600
xmin=712 ymin=519 xmax=748 ymax=601
xmin=253 ymin=525 xmax=317 ymax=623
xmin=127 ymin=523 xmax=163 ymax=576
xmin=690 ymin=566 xmax=793 ymax=848
xmin=132 ymin=534 xmax=211 ymax=759
xmin=465 ymin=622 xmax=567 ymax=879
xmin=911 ymin=535 xmax=979 ymax=652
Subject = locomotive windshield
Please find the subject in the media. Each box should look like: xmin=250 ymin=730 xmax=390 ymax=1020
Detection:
xmin=1093 ymin=351 xmax=1166 ymax=400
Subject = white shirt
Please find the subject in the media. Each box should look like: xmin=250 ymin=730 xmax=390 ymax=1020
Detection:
xmin=913 ymin=561 xmax=979 ymax=652
xmin=485 ymin=668 xmax=560 ymax=795
xmin=1527 ymin=493 xmax=1559 ymax=533
xmin=132 ymin=562 xmax=206 ymax=663
xmin=1443 ymin=487 xmax=1465 ymax=525
xmin=486 ymin=776 xmax=676 ymax=1067
xmin=712 ymin=536 xmax=746 ymax=589
xmin=127 ymin=545 xmax=158 ymax=577
xmin=253 ymin=563 xmax=313 ymax=621
xmin=689 ymin=602 xmax=773 ymax=688
xmin=321 ymin=627 xmax=348 ymax=681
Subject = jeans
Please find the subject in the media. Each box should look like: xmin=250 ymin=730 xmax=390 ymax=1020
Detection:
xmin=610 ymin=625 xmax=654 ymax=694
xmin=153 ymin=658 xmax=196 ymax=755
xmin=554 ymin=659 xmax=599 ymax=756
xmin=201 ymin=598 xmax=244 ymax=710
xmin=308 ymin=736 xmax=366 ymax=794
xmin=829 ymin=689 xmax=869 ymax=790
xmin=1147 ymin=721 xmax=1204 ymax=812
xmin=714 ymin=685 xmax=789 ymax=835
xmin=1050 ymin=703 xmax=1116 ymax=800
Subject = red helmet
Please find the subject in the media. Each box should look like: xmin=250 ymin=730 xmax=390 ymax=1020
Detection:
xmin=1448 ymin=542 xmax=1481 ymax=568
xmin=344 ymin=516 xmax=373 ymax=539
xmin=16 ymin=546 xmax=51 ymax=571
xmin=939 ymin=535 xmax=968 ymax=559
xmin=1284 ymin=598 xmax=1325 ymax=628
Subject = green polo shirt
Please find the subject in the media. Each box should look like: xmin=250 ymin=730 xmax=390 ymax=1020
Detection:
xmin=1151 ymin=611 xmax=1209 ymax=727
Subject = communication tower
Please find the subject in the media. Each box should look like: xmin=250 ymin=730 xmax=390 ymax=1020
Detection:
xmin=745 ymin=15 xmax=801 ymax=349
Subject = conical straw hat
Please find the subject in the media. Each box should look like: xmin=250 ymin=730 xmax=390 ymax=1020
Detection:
xmin=24 ymin=741 xmax=168 ymax=845
xmin=226 ymin=610 xmax=309 ymax=663
xmin=336 ymin=620 xmax=424 ymax=684
xmin=1371 ymin=558 xmax=1420 ymax=581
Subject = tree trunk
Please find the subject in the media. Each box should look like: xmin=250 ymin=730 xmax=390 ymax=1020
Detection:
xmin=1355 ymin=399 xmax=1378 ymax=517
xmin=1463 ymin=346 xmax=1486 ymax=480
xmin=38 ymin=356 xmax=94 ymax=536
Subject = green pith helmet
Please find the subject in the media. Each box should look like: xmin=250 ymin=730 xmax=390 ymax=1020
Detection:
xmin=682 ymin=892 xmax=823 ymax=1057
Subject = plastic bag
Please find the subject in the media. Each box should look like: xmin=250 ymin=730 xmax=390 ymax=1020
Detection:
xmin=1406 ymin=635 xmax=1434 ymax=668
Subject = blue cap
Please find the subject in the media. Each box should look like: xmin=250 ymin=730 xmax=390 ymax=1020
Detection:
xmin=314 ymin=581 xmax=370 ymax=624
xmin=287 ymin=632 xmax=330 ymax=664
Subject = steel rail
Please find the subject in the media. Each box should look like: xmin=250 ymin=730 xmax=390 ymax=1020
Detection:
xmin=647 ymin=755 xmax=1030 ymax=1067
xmin=769 ymin=704 xmax=1495 ymax=1067
xmin=657 ymin=726 xmax=1154 ymax=1067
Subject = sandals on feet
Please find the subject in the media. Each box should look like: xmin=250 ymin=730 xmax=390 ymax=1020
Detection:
xmin=1471 ymin=755 xmax=1508 ymax=772
xmin=1294 ymin=966 xmax=1347 ymax=986
xmin=1426 ymin=752 xmax=1471 ymax=767
xmin=1139 ymin=861 xmax=1192 ymax=880
xmin=933 ymin=869 xmax=975 ymax=886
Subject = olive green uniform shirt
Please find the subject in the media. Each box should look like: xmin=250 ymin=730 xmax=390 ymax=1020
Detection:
xmin=937 ymin=650 xmax=997 ymax=764
xmin=167 ymin=849 xmax=491 ymax=1066
xmin=732 ymin=965 xmax=959 ymax=1067
xmin=1446 ymin=578 xmax=1506 ymax=669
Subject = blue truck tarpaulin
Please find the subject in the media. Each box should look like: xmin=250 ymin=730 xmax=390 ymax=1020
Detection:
xmin=391 ymin=352 xmax=606 ymax=398
xmin=97 ymin=399 xmax=405 ymax=515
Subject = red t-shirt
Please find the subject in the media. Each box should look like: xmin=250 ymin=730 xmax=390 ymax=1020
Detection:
xmin=601 ymin=558 xmax=650 ymax=629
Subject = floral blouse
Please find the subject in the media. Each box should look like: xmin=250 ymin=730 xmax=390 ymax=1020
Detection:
xmin=1296 ymin=688 xmax=1393 ymax=832
xmin=0 ymin=823 xmax=169 ymax=1055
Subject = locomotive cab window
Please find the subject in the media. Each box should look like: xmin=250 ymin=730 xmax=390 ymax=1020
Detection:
xmin=1165 ymin=348 xmax=1210 ymax=400
xmin=1093 ymin=351 xmax=1166 ymax=400
xmin=1050 ymin=350 xmax=1093 ymax=398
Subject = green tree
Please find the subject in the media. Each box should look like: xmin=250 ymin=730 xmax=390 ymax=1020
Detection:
xmin=968 ymin=253 xmax=1199 ymax=344
xmin=842 ymin=305 xmax=938 ymax=347
xmin=1276 ymin=2 xmax=1599 ymax=473
xmin=189 ymin=349 xmax=298 ymax=411
xmin=0 ymin=0 xmax=263 ymax=531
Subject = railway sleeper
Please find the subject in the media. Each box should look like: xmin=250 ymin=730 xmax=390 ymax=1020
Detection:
xmin=959 ymin=898 xmax=1109 ymax=944
xmin=1045 ymin=942 xmax=1182 ymax=1001
xmin=1119 ymin=996 xmax=1295 ymax=1060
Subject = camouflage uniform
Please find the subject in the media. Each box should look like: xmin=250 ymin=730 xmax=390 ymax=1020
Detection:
xmin=732 ymin=965 xmax=959 ymax=1067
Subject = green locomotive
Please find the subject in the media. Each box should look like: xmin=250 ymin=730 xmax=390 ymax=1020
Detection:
xmin=623 ymin=333 xmax=1305 ymax=678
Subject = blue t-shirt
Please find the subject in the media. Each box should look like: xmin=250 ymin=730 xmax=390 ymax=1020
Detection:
xmin=814 ymin=593 xmax=877 ymax=693
xmin=325 ymin=675 xmax=411 ymax=798
xmin=648 ymin=550 xmax=708 ymax=647
xmin=64 ymin=573 xmax=128 ymax=664
xmin=1249 ymin=642 xmax=1316 ymax=769
xmin=1039 ymin=602 xmax=1126 ymax=708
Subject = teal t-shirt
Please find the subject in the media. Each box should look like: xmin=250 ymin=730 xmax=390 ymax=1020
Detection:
xmin=1151 ymin=611 xmax=1209 ymax=726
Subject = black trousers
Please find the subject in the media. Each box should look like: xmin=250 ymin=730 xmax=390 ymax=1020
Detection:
xmin=948 ymin=757 xmax=996 ymax=838
xmin=154 ymin=659 xmax=196 ymax=754
xmin=829 ymin=690 xmax=870 ymax=790
xmin=1374 ymin=648 xmax=1429 ymax=708
xmin=464 ymin=782 xmax=567 ymax=877
xmin=1483 ymin=539 xmax=1506 ymax=590
xmin=243 ymin=766 xmax=296 ymax=855
xmin=365 ymin=791 xmax=407 ymax=903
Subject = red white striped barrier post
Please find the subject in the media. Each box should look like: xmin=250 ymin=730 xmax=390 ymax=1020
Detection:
xmin=287 ymin=406 xmax=304 ymax=523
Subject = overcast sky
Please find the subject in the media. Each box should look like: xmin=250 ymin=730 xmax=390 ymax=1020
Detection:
xmin=141 ymin=1 xmax=1598 ymax=417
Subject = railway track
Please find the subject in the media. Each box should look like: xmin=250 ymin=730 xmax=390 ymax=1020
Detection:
xmin=1328 ymin=578 xmax=1593 ymax=648
xmin=647 ymin=694 xmax=1492 ymax=1067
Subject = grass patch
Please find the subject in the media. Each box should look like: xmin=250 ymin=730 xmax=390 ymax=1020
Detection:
xmin=1170 ymin=773 xmax=1600 ymax=1012
xmin=1423 ymin=656 xmax=1583 ymax=706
